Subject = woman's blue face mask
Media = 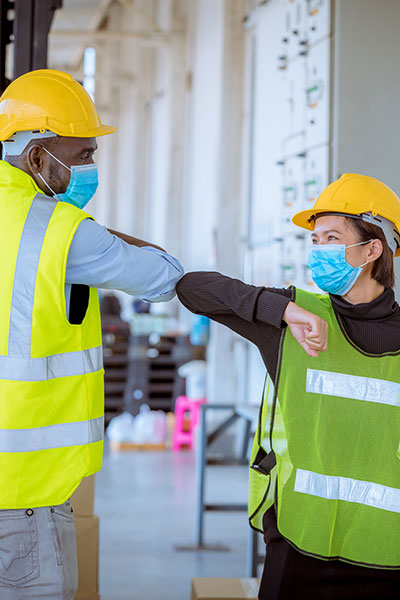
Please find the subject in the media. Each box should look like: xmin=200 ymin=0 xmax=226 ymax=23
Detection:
xmin=307 ymin=241 xmax=372 ymax=296
xmin=37 ymin=147 xmax=99 ymax=210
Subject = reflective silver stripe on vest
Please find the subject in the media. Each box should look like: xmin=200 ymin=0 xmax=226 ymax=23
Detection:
xmin=294 ymin=468 xmax=400 ymax=514
xmin=3 ymin=194 xmax=103 ymax=381
xmin=8 ymin=194 xmax=57 ymax=357
xmin=0 ymin=345 xmax=103 ymax=381
xmin=0 ymin=415 xmax=104 ymax=453
xmin=306 ymin=369 xmax=400 ymax=407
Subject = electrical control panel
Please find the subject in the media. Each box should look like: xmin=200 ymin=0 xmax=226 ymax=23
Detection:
xmin=305 ymin=37 xmax=330 ymax=148
xmin=246 ymin=0 xmax=331 ymax=292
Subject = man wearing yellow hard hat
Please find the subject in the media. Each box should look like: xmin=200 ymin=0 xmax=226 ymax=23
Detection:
xmin=0 ymin=69 xmax=183 ymax=599
xmin=177 ymin=174 xmax=400 ymax=599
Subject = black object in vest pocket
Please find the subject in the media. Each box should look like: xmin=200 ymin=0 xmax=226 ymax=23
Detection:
xmin=250 ymin=447 xmax=276 ymax=476
xmin=0 ymin=511 xmax=39 ymax=586
xmin=69 ymin=284 xmax=90 ymax=324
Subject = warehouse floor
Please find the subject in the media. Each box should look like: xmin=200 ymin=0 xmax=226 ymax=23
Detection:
xmin=95 ymin=443 xmax=259 ymax=600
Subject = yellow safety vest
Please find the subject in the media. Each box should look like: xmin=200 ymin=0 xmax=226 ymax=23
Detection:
xmin=249 ymin=287 xmax=400 ymax=569
xmin=0 ymin=160 xmax=104 ymax=508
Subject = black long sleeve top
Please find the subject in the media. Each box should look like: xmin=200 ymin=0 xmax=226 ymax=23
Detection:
xmin=176 ymin=272 xmax=400 ymax=384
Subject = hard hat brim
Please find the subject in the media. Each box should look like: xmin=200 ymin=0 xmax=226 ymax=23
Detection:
xmin=0 ymin=123 xmax=117 ymax=141
xmin=71 ymin=124 xmax=117 ymax=137
xmin=292 ymin=208 xmax=318 ymax=231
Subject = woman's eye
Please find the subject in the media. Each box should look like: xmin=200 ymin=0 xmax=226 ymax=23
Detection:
xmin=328 ymin=236 xmax=337 ymax=241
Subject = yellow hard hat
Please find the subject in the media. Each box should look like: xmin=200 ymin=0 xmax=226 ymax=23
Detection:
xmin=292 ymin=173 xmax=400 ymax=257
xmin=0 ymin=69 xmax=116 ymax=140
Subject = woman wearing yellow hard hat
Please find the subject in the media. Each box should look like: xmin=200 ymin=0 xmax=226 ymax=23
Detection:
xmin=177 ymin=173 xmax=400 ymax=599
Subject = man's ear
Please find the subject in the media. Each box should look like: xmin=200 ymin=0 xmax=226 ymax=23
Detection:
xmin=26 ymin=145 xmax=44 ymax=174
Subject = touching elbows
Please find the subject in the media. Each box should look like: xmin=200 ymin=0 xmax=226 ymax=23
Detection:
xmin=140 ymin=247 xmax=185 ymax=303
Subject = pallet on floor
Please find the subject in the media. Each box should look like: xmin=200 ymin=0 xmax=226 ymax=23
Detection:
xmin=109 ymin=440 xmax=167 ymax=451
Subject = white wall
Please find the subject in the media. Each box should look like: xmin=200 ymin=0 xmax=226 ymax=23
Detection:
xmin=332 ymin=0 xmax=400 ymax=189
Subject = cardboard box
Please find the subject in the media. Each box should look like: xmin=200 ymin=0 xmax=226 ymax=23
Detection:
xmin=75 ymin=515 xmax=99 ymax=599
xmin=71 ymin=475 xmax=96 ymax=516
xmin=191 ymin=578 xmax=260 ymax=600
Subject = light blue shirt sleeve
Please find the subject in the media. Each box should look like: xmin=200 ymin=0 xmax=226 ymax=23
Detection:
xmin=65 ymin=219 xmax=184 ymax=303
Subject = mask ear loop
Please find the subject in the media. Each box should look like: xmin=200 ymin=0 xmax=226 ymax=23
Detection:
xmin=358 ymin=260 xmax=370 ymax=268
xmin=346 ymin=239 xmax=373 ymax=269
xmin=37 ymin=172 xmax=57 ymax=196
xmin=37 ymin=147 xmax=72 ymax=197
xmin=346 ymin=239 xmax=373 ymax=249
xmin=41 ymin=147 xmax=71 ymax=172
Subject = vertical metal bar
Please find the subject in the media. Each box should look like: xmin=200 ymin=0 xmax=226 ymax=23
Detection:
xmin=13 ymin=0 xmax=34 ymax=77
xmin=32 ymin=0 xmax=62 ymax=70
xmin=194 ymin=403 xmax=207 ymax=546
xmin=247 ymin=527 xmax=259 ymax=578
xmin=32 ymin=0 xmax=51 ymax=69
xmin=0 ymin=0 xmax=13 ymax=93
xmin=0 ymin=0 xmax=8 ymax=93
xmin=240 ymin=418 xmax=252 ymax=462
xmin=13 ymin=0 xmax=62 ymax=79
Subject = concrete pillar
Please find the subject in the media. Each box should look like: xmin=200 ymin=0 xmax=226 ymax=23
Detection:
xmin=91 ymin=0 xmax=156 ymax=240
xmin=164 ymin=0 xmax=188 ymax=260
xmin=182 ymin=0 xmax=246 ymax=404
xmin=144 ymin=0 xmax=172 ymax=249
xmin=207 ymin=0 xmax=247 ymax=406
xmin=183 ymin=0 xmax=224 ymax=271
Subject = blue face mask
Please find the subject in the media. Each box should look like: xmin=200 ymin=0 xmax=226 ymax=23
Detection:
xmin=38 ymin=148 xmax=98 ymax=210
xmin=307 ymin=241 xmax=371 ymax=296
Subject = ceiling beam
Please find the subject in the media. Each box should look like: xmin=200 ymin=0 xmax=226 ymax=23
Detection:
xmin=50 ymin=29 xmax=171 ymax=42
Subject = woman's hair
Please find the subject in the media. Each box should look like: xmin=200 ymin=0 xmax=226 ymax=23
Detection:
xmin=346 ymin=217 xmax=395 ymax=289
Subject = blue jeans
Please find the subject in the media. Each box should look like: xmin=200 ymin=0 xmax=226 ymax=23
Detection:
xmin=0 ymin=499 xmax=78 ymax=599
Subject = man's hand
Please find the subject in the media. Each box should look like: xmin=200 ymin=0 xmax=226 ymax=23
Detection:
xmin=282 ymin=301 xmax=328 ymax=357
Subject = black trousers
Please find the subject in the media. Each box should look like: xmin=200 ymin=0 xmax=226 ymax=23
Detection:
xmin=259 ymin=509 xmax=400 ymax=600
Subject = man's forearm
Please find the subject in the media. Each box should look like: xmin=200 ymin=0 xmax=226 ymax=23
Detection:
xmin=107 ymin=228 xmax=166 ymax=252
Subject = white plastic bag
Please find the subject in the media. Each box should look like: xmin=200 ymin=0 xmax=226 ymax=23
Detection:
xmin=106 ymin=412 xmax=135 ymax=442
xmin=107 ymin=406 xmax=167 ymax=444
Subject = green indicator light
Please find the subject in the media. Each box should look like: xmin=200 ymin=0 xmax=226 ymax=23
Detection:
xmin=306 ymin=180 xmax=317 ymax=186
xmin=308 ymin=85 xmax=318 ymax=93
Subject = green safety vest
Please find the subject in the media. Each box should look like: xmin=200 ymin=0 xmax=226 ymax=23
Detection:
xmin=249 ymin=287 xmax=400 ymax=569
xmin=0 ymin=160 xmax=104 ymax=508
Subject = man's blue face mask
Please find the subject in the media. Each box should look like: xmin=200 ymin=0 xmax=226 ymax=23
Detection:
xmin=37 ymin=147 xmax=99 ymax=210
xmin=307 ymin=240 xmax=372 ymax=296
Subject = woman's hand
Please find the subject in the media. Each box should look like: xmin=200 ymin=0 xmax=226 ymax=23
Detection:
xmin=282 ymin=301 xmax=328 ymax=357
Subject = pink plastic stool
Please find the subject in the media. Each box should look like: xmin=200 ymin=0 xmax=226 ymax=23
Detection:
xmin=172 ymin=396 xmax=207 ymax=451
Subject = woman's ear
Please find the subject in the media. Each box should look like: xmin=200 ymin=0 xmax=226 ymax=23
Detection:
xmin=368 ymin=239 xmax=383 ymax=262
